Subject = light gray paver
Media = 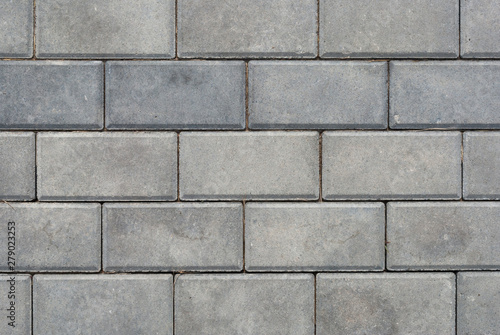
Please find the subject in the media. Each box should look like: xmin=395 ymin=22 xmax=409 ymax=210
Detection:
xmin=180 ymin=132 xmax=319 ymax=200
xmin=245 ymin=203 xmax=385 ymax=271
xmin=0 ymin=0 xmax=33 ymax=58
xmin=317 ymin=273 xmax=456 ymax=335
xmin=0 ymin=203 xmax=101 ymax=272
xmin=0 ymin=275 xmax=31 ymax=335
xmin=461 ymin=0 xmax=500 ymax=58
xmin=322 ymin=132 xmax=462 ymax=200
xmin=249 ymin=61 xmax=388 ymax=129
xmin=106 ymin=61 xmax=245 ymax=129
xmin=175 ymin=274 xmax=314 ymax=335
xmin=178 ymin=0 xmax=317 ymax=58
xmin=0 ymin=61 xmax=103 ymax=129
xmin=34 ymin=274 xmax=173 ymax=335
xmin=37 ymin=132 xmax=177 ymax=201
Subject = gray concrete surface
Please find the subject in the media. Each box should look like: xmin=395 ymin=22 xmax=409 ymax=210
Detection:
xmin=0 ymin=0 xmax=33 ymax=58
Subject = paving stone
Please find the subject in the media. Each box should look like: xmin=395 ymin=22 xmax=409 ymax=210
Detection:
xmin=461 ymin=0 xmax=500 ymax=58
xmin=0 ymin=133 xmax=35 ymax=200
xmin=0 ymin=275 xmax=31 ymax=335
xmin=103 ymin=203 xmax=243 ymax=272
xmin=463 ymin=132 xmax=500 ymax=199
xmin=0 ymin=61 xmax=103 ymax=130
xmin=175 ymin=274 xmax=314 ymax=335
xmin=457 ymin=272 xmax=500 ymax=335
xmin=0 ymin=203 xmax=101 ymax=272
xmin=36 ymin=0 xmax=175 ymax=58
xmin=322 ymin=132 xmax=462 ymax=200
xmin=106 ymin=61 xmax=245 ymax=129
xmin=249 ymin=61 xmax=388 ymax=129
xmin=178 ymin=0 xmax=317 ymax=58
xmin=390 ymin=61 xmax=500 ymax=129
xmin=0 ymin=0 xmax=33 ymax=58
xmin=387 ymin=202 xmax=500 ymax=270
xmin=320 ymin=0 xmax=459 ymax=58
xmin=34 ymin=274 xmax=172 ymax=335
xmin=37 ymin=132 xmax=177 ymax=201
xmin=245 ymin=203 xmax=385 ymax=271
xmin=317 ymin=273 xmax=456 ymax=335
xmin=180 ymin=132 xmax=319 ymax=200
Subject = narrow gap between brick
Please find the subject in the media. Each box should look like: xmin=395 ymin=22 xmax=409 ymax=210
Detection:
xmin=242 ymin=200 xmax=246 ymax=273
xmin=245 ymin=62 xmax=249 ymax=131
xmin=175 ymin=0 xmax=178 ymax=59
xmin=461 ymin=132 xmax=464 ymax=200
xmin=387 ymin=61 xmax=391 ymax=130
xmin=31 ymin=276 xmax=34 ymax=334
xmin=384 ymin=201 xmax=388 ymax=271
xmin=102 ymin=62 xmax=106 ymax=130
xmin=316 ymin=0 xmax=320 ymax=58
xmin=313 ymin=274 xmax=317 ymax=334
xmin=177 ymin=132 xmax=180 ymax=201
xmin=100 ymin=203 xmax=104 ymax=273
xmin=455 ymin=272 xmax=458 ymax=335
xmin=34 ymin=132 xmax=38 ymax=200
xmin=32 ymin=0 xmax=36 ymax=59
xmin=318 ymin=132 xmax=323 ymax=202
xmin=458 ymin=0 xmax=461 ymax=59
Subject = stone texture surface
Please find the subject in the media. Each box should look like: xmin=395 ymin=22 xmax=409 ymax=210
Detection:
xmin=245 ymin=203 xmax=385 ymax=271
xmin=0 ymin=275 xmax=31 ymax=335
xmin=461 ymin=0 xmax=500 ymax=58
xmin=180 ymin=132 xmax=319 ymax=200
xmin=178 ymin=0 xmax=317 ymax=58
xmin=317 ymin=273 xmax=456 ymax=335
xmin=463 ymin=132 xmax=500 ymax=200
xmin=0 ymin=61 xmax=103 ymax=129
xmin=249 ymin=61 xmax=387 ymax=129
xmin=0 ymin=0 xmax=33 ymax=58
xmin=390 ymin=61 xmax=500 ymax=129
xmin=37 ymin=132 xmax=177 ymax=201
xmin=36 ymin=0 xmax=175 ymax=58
xmin=0 ymin=203 xmax=101 ymax=272
xmin=320 ymin=0 xmax=459 ymax=58
xmin=103 ymin=203 xmax=243 ymax=272
xmin=457 ymin=272 xmax=500 ymax=335
xmin=0 ymin=132 xmax=35 ymax=200
xmin=106 ymin=61 xmax=245 ymax=129
xmin=322 ymin=132 xmax=462 ymax=200
xmin=34 ymin=274 xmax=173 ymax=335
xmin=387 ymin=202 xmax=500 ymax=270
xmin=175 ymin=274 xmax=314 ymax=335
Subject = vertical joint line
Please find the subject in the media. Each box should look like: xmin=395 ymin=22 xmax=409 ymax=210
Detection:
xmin=242 ymin=200 xmax=246 ymax=272
xmin=31 ymin=276 xmax=34 ymax=335
xmin=177 ymin=132 xmax=180 ymax=201
xmin=100 ymin=203 xmax=104 ymax=273
xmin=455 ymin=272 xmax=458 ymax=335
xmin=314 ymin=274 xmax=317 ymax=333
xmin=172 ymin=273 xmax=176 ymax=335
xmin=319 ymin=132 xmax=323 ymax=202
xmin=461 ymin=132 xmax=464 ymax=200
xmin=175 ymin=0 xmax=179 ymax=59
xmin=384 ymin=201 xmax=388 ymax=271
xmin=103 ymin=62 xmax=106 ymax=131
xmin=33 ymin=0 xmax=36 ymax=59
xmin=34 ymin=132 xmax=37 ymax=201
xmin=387 ymin=61 xmax=390 ymax=130
xmin=458 ymin=0 xmax=461 ymax=58
xmin=317 ymin=0 xmax=320 ymax=58
xmin=245 ymin=62 xmax=249 ymax=131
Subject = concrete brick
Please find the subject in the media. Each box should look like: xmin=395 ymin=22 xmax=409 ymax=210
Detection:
xmin=457 ymin=272 xmax=500 ymax=335
xmin=0 ymin=275 xmax=31 ymax=334
xmin=175 ymin=274 xmax=314 ymax=335
xmin=180 ymin=132 xmax=319 ymax=200
xmin=461 ymin=0 xmax=500 ymax=58
xmin=464 ymin=132 xmax=500 ymax=199
xmin=320 ymin=0 xmax=459 ymax=58
xmin=34 ymin=274 xmax=172 ymax=335
xmin=103 ymin=203 xmax=243 ymax=272
xmin=249 ymin=61 xmax=388 ymax=129
xmin=387 ymin=202 xmax=500 ymax=270
xmin=106 ymin=61 xmax=245 ymax=129
xmin=317 ymin=273 xmax=455 ymax=335
xmin=0 ymin=0 xmax=33 ymax=58
xmin=322 ymin=132 xmax=462 ymax=200
xmin=0 ymin=133 xmax=35 ymax=200
xmin=0 ymin=61 xmax=103 ymax=130
xmin=245 ymin=203 xmax=385 ymax=271
xmin=0 ymin=203 xmax=101 ymax=272
xmin=178 ymin=0 xmax=317 ymax=58
xmin=390 ymin=61 xmax=500 ymax=129
xmin=37 ymin=132 xmax=177 ymax=201
xmin=36 ymin=0 xmax=175 ymax=58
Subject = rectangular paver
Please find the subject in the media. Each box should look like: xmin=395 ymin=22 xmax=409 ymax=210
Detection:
xmin=245 ymin=203 xmax=385 ymax=271
xmin=387 ymin=202 xmax=500 ymax=270
xmin=34 ymin=274 xmax=172 ymax=335
xmin=180 ymin=132 xmax=319 ymax=200
xmin=36 ymin=0 xmax=175 ymax=58
xmin=0 ymin=133 xmax=35 ymax=201
xmin=0 ymin=203 xmax=101 ymax=272
xmin=106 ymin=61 xmax=245 ymax=129
xmin=322 ymin=132 xmax=462 ymax=200
xmin=0 ymin=0 xmax=33 ymax=57
xmin=461 ymin=0 xmax=500 ymax=58
xmin=463 ymin=132 xmax=500 ymax=199
xmin=37 ymin=132 xmax=177 ymax=201
xmin=249 ymin=61 xmax=388 ymax=129
xmin=317 ymin=273 xmax=456 ymax=335
xmin=0 ymin=275 xmax=31 ymax=335
xmin=103 ymin=203 xmax=243 ymax=272
xmin=390 ymin=61 xmax=500 ymax=129
xmin=178 ymin=0 xmax=317 ymax=58
xmin=320 ymin=0 xmax=459 ymax=58
xmin=0 ymin=61 xmax=103 ymax=130
xmin=175 ymin=274 xmax=314 ymax=335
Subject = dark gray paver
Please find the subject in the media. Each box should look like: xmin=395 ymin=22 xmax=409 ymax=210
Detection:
xmin=0 ymin=0 xmax=33 ymax=58
xmin=461 ymin=0 xmax=500 ymax=58
xmin=0 ymin=275 xmax=31 ymax=335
